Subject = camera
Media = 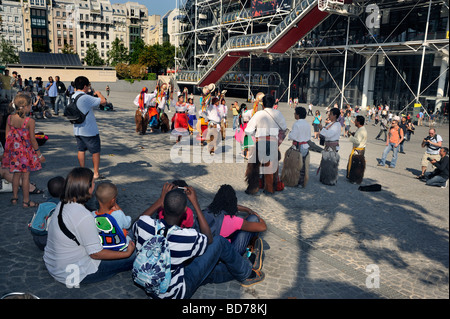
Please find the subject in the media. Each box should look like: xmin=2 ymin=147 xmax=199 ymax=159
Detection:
xmin=427 ymin=157 xmax=432 ymax=161
xmin=423 ymin=136 xmax=432 ymax=146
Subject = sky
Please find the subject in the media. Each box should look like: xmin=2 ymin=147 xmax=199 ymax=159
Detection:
xmin=110 ymin=1 xmax=178 ymax=17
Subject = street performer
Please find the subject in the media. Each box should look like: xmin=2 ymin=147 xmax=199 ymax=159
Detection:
xmin=134 ymin=87 xmax=152 ymax=135
xmin=347 ymin=115 xmax=367 ymax=184
xmin=148 ymin=83 xmax=168 ymax=133
xmin=318 ymin=108 xmax=341 ymax=185
xmin=244 ymin=95 xmax=287 ymax=195
xmin=196 ymin=83 xmax=215 ymax=145
xmin=171 ymin=94 xmax=190 ymax=143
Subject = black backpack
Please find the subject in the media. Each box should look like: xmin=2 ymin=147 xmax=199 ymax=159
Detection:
xmin=64 ymin=93 xmax=89 ymax=124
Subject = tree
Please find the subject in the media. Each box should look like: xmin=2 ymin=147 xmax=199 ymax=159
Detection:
xmin=84 ymin=43 xmax=104 ymax=66
xmin=106 ymin=38 xmax=129 ymax=66
xmin=62 ymin=43 xmax=76 ymax=55
xmin=128 ymin=37 xmax=145 ymax=65
xmin=138 ymin=44 xmax=159 ymax=72
xmin=0 ymin=36 xmax=19 ymax=65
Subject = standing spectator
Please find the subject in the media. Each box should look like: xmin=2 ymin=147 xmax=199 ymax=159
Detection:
xmin=66 ymin=81 xmax=75 ymax=102
xmin=72 ymin=76 xmax=107 ymax=180
xmin=398 ymin=117 xmax=408 ymax=154
xmin=55 ymin=76 xmax=67 ymax=114
xmin=375 ymin=116 xmax=388 ymax=142
xmin=405 ymin=118 xmax=415 ymax=141
xmin=312 ymin=110 xmax=322 ymax=140
xmin=1 ymin=94 xmax=45 ymax=208
xmin=418 ymin=110 xmax=424 ymax=126
xmin=231 ymin=101 xmax=240 ymax=130
xmin=45 ymin=76 xmax=58 ymax=115
xmin=377 ymin=116 xmax=404 ymax=168
xmin=307 ymin=102 xmax=314 ymax=116
xmin=417 ymin=128 xmax=443 ymax=179
xmin=344 ymin=111 xmax=353 ymax=137
xmin=11 ymin=71 xmax=20 ymax=99
xmin=18 ymin=74 xmax=23 ymax=91
xmin=0 ymin=70 xmax=12 ymax=101
xmin=421 ymin=147 xmax=449 ymax=188
xmin=106 ymin=85 xmax=110 ymax=97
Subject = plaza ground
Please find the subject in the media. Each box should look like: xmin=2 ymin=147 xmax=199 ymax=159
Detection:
xmin=0 ymin=90 xmax=448 ymax=299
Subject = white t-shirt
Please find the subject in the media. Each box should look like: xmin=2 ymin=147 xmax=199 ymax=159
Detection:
xmin=288 ymin=119 xmax=311 ymax=156
xmin=320 ymin=121 xmax=341 ymax=150
xmin=245 ymin=108 xmax=287 ymax=138
xmin=44 ymin=202 xmax=103 ymax=286
xmin=72 ymin=91 xmax=101 ymax=137
xmin=427 ymin=134 xmax=443 ymax=155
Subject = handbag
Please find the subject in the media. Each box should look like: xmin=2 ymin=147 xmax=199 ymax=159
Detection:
xmin=264 ymin=109 xmax=289 ymax=146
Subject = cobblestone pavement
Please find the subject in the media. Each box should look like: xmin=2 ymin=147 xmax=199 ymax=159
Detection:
xmin=0 ymin=90 xmax=448 ymax=299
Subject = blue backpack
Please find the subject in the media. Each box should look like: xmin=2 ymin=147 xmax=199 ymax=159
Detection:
xmin=28 ymin=202 xmax=57 ymax=236
xmin=94 ymin=213 xmax=128 ymax=251
xmin=132 ymin=220 xmax=177 ymax=296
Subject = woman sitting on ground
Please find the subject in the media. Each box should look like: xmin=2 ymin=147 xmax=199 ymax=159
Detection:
xmin=202 ymin=184 xmax=267 ymax=256
xmin=43 ymin=167 xmax=135 ymax=287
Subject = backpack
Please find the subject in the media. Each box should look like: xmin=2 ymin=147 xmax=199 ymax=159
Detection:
xmin=132 ymin=220 xmax=177 ymax=295
xmin=201 ymin=208 xmax=225 ymax=237
xmin=28 ymin=201 xmax=57 ymax=236
xmin=94 ymin=213 xmax=128 ymax=251
xmin=64 ymin=93 xmax=89 ymax=124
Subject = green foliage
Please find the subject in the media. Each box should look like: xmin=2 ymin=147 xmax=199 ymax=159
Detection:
xmin=115 ymin=62 xmax=130 ymax=79
xmin=62 ymin=44 xmax=76 ymax=55
xmin=0 ymin=37 xmax=19 ymax=65
xmin=107 ymin=38 xmax=129 ymax=66
xmin=84 ymin=43 xmax=104 ymax=66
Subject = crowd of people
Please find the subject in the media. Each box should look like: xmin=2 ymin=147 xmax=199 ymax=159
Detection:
xmin=0 ymin=73 xmax=448 ymax=299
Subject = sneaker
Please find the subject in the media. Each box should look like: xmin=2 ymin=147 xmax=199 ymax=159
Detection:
xmin=240 ymin=269 xmax=265 ymax=287
xmin=442 ymin=180 xmax=448 ymax=189
xmin=377 ymin=163 xmax=384 ymax=167
xmin=251 ymin=237 xmax=263 ymax=271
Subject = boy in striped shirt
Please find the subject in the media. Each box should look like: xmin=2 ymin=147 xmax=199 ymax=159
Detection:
xmin=133 ymin=183 xmax=264 ymax=299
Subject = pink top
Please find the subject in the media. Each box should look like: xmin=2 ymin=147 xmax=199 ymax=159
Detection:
xmin=220 ymin=215 xmax=244 ymax=240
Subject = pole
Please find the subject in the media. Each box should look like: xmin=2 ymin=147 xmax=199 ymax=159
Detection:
xmin=287 ymin=50 xmax=292 ymax=103
xmin=248 ymin=54 xmax=252 ymax=102
xmin=174 ymin=0 xmax=177 ymax=77
xmin=416 ymin=0 xmax=433 ymax=104
xmin=194 ymin=0 xmax=198 ymax=71
xmin=340 ymin=16 xmax=350 ymax=109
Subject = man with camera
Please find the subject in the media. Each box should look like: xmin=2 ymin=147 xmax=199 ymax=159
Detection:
xmin=417 ymin=128 xmax=443 ymax=179
xmin=419 ymin=147 xmax=449 ymax=188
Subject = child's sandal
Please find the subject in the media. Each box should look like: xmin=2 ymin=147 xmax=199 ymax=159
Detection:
xmin=23 ymin=201 xmax=39 ymax=208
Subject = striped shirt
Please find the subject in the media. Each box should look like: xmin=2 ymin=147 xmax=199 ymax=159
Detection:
xmin=132 ymin=216 xmax=208 ymax=299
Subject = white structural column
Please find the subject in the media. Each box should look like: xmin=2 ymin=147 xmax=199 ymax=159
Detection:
xmin=361 ymin=55 xmax=377 ymax=108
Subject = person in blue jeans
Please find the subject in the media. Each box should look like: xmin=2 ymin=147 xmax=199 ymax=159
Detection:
xmin=422 ymin=147 xmax=449 ymax=187
xmin=378 ymin=116 xmax=404 ymax=168
xmin=132 ymin=183 xmax=264 ymax=299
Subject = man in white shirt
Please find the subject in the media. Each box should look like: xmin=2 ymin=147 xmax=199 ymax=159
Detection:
xmin=72 ymin=76 xmax=107 ymax=180
xmin=282 ymin=107 xmax=311 ymax=188
xmin=244 ymin=95 xmax=287 ymax=195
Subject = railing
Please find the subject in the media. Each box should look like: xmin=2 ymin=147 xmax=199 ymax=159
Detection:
xmin=177 ymin=0 xmax=318 ymax=84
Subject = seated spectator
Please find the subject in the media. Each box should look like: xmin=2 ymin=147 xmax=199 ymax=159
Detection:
xmin=132 ymin=182 xmax=264 ymax=299
xmin=421 ymin=147 xmax=449 ymax=188
xmin=157 ymin=180 xmax=194 ymax=228
xmin=201 ymin=184 xmax=266 ymax=258
xmin=44 ymin=167 xmax=135 ymax=287
xmin=30 ymin=176 xmax=65 ymax=250
xmin=92 ymin=182 xmax=132 ymax=249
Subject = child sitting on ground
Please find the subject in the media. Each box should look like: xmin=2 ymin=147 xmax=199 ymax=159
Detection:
xmin=92 ymin=182 xmax=132 ymax=250
xmin=29 ymin=176 xmax=65 ymax=250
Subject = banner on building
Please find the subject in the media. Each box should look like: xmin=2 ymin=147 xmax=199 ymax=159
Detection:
xmin=251 ymin=0 xmax=291 ymax=18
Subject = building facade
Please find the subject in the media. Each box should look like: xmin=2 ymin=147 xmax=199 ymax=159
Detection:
xmin=0 ymin=0 xmax=26 ymax=53
xmin=176 ymin=0 xmax=449 ymax=114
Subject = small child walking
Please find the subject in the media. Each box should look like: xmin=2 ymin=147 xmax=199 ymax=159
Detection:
xmin=2 ymin=94 xmax=45 ymax=208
